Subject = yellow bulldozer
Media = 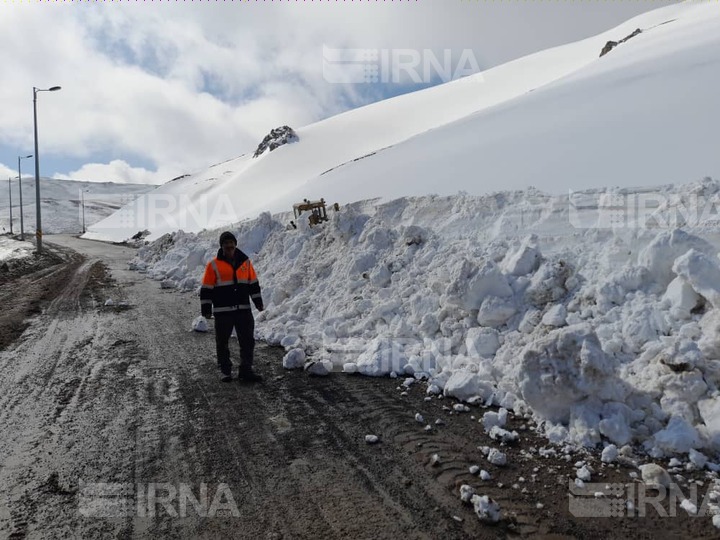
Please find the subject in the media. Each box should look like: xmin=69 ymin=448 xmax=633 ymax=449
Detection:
xmin=292 ymin=198 xmax=337 ymax=227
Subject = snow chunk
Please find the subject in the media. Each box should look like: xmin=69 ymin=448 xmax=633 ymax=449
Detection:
xmin=460 ymin=484 xmax=476 ymax=503
xmin=699 ymin=311 xmax=720 ymax=361
xmin=673 ymin=249 xmax=720 ymax=309
xmin=518 ymin=309 xmax=542 ymax=334
xmin=525 ymin=259 xmax=572 ymax=307
xmin=640 ymin=463 xmax=671 ymax=488
xmin=444 ymin=372 xmax=495 ymax=402
xmin=501 ymin=235 xmax=542 ymax=276
xmin=470 ymin=494 xmax=501 ymax=523
xmin=446 ymin=260 xmax=512 ymax=311
xmin=601 ymin=444 xmax=619 ymax=464
xmin=355 ymin=337 xmax=407 ymax=376
xmin=542 ymin=304 xmax=567 ymax=327
xmin=304 ymin=360 xmax=331 ymax=377
xmin=638 ymin=230 xmax=710 ymax=288
xmin=518 ymin=325 xmax=622 ymax=424
xmin=487 ymin=448 xmax=507 ymax=466
xmin=477 ymin=296 xmax=517 ymax=328
xmin=653 ymin=416 xmax=701 ymax=454
xmin=280 ymin=335 xmax=302 ymax=349
xmin=662 ymin=276 xmax=700 ymax=318
xmin=465 ymin=327 xmax=500 ymax=358
xmin=598 ymin=407 xmax=633 ymax=446
xmin=283 ymin=349 xmax=306 ymax=370
xmin=191 ymin=315 xmax=209 ymax=333
xmin=688 ymin=448 xmax=708 ymax=469
xmin=426 ymin=384 xmax=441 ymax=395
xmin=576 ymin=466 xmax=592 ymax=482
xmin=489 ymin=426 xmax=519 ymax=443
xmin=680 ymin=498 xmax=697 ymax=515
xmin=483 ymin=408 xmax=508 ymax=431
xmin=698 ymin=397 xmax=720 ymax=448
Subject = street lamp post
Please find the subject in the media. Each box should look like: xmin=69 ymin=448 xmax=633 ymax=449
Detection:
xmin=18 ymin=154 xmax=32 ymax=241
xmin=7 ymin=177 xmax=12 ymax=235
xmin=81 ymin=189 xmax=87 ymax=234
xmin=33 ymin=85 xmax=61 ymax=254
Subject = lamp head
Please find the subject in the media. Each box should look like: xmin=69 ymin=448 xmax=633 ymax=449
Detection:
xmin=48 ymin=86 xmax=61 ymax=92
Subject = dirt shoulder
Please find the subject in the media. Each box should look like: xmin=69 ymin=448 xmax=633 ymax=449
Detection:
xmin=0 ymin=243 xmax=84 ymax=350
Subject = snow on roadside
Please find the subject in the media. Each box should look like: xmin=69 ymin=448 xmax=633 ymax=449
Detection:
xmin=0 ymin=237 xmax=35 ymax=263
xmin=129 ymin=178 xmax=720 ymax=460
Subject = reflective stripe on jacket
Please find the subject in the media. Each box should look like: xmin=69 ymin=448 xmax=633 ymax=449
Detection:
xmin=200 ymin=248 xmax=263 ymax=317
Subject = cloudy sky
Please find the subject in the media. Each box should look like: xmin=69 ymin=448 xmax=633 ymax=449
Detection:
xmin=0 ymin=0 xmax=677 ymax=186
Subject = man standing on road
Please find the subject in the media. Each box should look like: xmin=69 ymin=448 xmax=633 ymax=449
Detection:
xmin=201 ymin=231 xmax=264 ymax=383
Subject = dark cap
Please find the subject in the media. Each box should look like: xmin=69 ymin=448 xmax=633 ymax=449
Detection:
xmin=219 ymin=231 xmax=237 ymax=246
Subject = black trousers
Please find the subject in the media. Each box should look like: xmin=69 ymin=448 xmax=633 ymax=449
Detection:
xmin=215 ymin=310 xmax=255 ymax=375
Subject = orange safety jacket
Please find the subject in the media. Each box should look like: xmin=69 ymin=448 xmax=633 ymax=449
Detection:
xmin=200 ymin=248 xmax=263 ymax=317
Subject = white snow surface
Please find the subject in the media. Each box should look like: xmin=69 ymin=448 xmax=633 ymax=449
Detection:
xmin=0 ymin=238 xmax=34 ymax=262
xmin=120 ymin=3 xmax=720 ymax=460
xmin=87 ymin=2 xmax=719 ymax=243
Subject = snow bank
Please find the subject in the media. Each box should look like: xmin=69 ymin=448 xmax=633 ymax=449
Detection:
xmin=0 ymin=238 xmax=35 ymax=262
xmin=131 ymin=179 xmax=720 ymax=459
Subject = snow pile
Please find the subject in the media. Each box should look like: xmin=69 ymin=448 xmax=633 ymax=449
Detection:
xmin=0 ymin=237 xmax=34 ymax=263
xmin=130 ymin=178 xmax=720 ymax=461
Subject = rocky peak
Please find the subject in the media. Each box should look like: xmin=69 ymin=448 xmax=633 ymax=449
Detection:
xmin=253 ymin=126 xmax=299 ymax=158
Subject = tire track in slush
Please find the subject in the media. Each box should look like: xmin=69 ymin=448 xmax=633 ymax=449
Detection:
xmin=244 ymin=366 xmax=494 ymax=539
xmin=278 ymin=373 xmax=545 ymax=538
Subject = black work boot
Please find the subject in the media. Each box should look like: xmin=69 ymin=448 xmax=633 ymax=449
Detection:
xmin=238 ymin=370 xmax=262 ymax=383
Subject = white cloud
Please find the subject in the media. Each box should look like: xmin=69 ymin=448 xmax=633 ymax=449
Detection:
xmin=0 ymin=164 xmax=16 ymax=181
xmin=54 ymin=160 xmax=168 ymax=186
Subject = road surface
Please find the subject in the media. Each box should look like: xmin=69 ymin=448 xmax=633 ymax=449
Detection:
xmin=0 ymin=235 xmax=716 ymax=539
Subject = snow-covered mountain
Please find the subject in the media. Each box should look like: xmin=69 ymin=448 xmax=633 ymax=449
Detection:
xmin=0 ymin=177 xmax=154 ymax=236
xmin=86 ymin=1 xmax=719 ymax=243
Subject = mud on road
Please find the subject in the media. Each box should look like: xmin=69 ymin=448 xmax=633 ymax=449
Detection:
xmin=0 ymin=235 xmax=718 ymax=539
